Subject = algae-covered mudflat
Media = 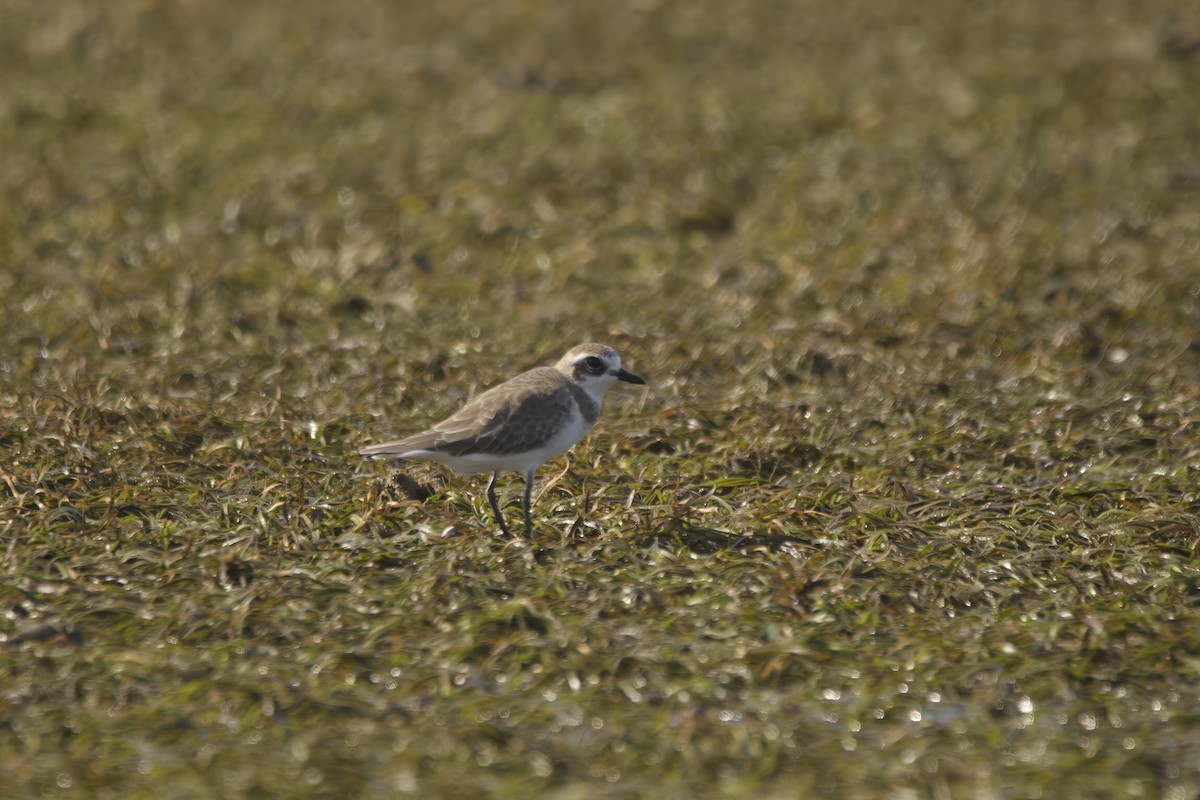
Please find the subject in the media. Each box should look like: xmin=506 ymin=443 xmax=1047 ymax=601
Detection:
xmin=4 ymin=0 xmax=1200 ymax=797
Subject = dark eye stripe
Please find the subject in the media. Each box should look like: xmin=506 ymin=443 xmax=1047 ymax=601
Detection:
xmin=583 ymin=356 xmax=606 ymax=373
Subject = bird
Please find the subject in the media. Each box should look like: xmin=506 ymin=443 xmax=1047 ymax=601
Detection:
xmin=360 ymin=342 xmax=646 ymax=536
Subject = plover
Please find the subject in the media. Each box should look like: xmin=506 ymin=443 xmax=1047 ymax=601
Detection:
xmin=360 ymin=343 xmax=645 ymax=536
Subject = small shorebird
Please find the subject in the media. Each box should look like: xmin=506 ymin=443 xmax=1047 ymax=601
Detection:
xmin=360 ymin=343 xmax=645 ymax=536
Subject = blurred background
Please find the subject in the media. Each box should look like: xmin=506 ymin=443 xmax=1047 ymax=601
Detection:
xmin=4 ymin=1 xmax=1200 ymax=797
xmin=6 ymin=0 xmax=1198 ymax=406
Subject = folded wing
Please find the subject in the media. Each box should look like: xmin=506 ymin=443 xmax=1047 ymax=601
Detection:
xmin=359 ymin=367 xmax=574 ymax=460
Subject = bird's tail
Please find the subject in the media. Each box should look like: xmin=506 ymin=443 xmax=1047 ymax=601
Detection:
xmin=358 ymin=442 xmax=410 ymax=461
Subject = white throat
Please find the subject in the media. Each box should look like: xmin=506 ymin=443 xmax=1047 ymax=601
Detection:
xmin=576 ymin=375 xmax=616 ymax=409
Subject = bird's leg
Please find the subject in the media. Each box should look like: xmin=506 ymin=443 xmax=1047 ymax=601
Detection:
xmin=486 ymin=471 xmax=511 ymax=537
xmin=523 ymin=468 xmax=535 ymax=535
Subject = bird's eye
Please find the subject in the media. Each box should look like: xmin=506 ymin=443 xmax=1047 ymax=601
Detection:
xmin=584 ymin=356 xmax=606 ymax=372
